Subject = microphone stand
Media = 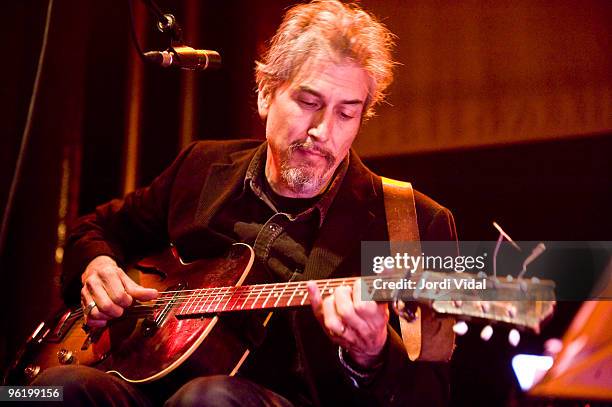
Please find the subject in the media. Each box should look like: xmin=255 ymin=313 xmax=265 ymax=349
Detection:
xmin=140 ymin=0 xmax=184 ymax=45
xmin=128 ymin=0 xmax=185 ymax=62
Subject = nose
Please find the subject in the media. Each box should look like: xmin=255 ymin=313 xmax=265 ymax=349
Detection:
xmin=307 ymin=108 xmax=333 ymax=142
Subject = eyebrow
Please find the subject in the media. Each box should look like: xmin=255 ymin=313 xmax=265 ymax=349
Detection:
xmin=297 ymin=86 xmax=364 ymax=106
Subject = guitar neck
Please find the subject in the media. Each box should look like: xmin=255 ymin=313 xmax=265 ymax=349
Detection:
xmin=174 ymin=275 xmax=383 ymax=318
xmin=167 ymin=271 xmax=555 ymax=333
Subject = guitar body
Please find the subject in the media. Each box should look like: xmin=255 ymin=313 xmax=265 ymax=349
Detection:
xmin=6 ymin=243 xmax=258 ymax=385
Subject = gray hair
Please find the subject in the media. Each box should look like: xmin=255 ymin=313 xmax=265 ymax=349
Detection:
xmin=255 ymin=0 xmax=396 ymax=118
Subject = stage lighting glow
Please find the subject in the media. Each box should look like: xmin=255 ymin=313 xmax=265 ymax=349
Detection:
xmin=512 ymin=354 xmax=554 ymax=391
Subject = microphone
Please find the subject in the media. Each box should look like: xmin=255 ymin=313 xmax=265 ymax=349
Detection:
xmin=144 ymin=45 xmax=221 ymax=71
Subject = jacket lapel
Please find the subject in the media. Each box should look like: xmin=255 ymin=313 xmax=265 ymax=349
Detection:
xmin=193 ymin=146 xmax=261 ymax=229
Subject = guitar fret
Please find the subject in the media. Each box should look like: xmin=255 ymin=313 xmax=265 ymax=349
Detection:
xmin=199 ymin=288 xmax=215 ymax=312
xmin=287 ymin=283 xmax=300 ymax=306
xmin=214 ymin=287 xmax=230 ymax=312
xmin=251 ymin=285 xmax=264 ymax=309
xmin=222 ymin=287 xmax=237 ymax=311
xmin=241 ymin=288 xmax=252 ymax=310
xmin=191 ymin=288 xmax=205 ymax=314
xmin=273 ymin=283 xmax=288 ymax=308
xmin=206 ymin=287 xmax=222 ymax=313
xmin=180 ymin=289 xmax=196 ymax=315
xmin=320 ymin=280 xmax=331 ymax=298
xmin=178 ymin=293 xmax=187 ymax=315
xmin=228 ymin=288 xmax=242 ymax=311
xmin=199 ymin=288 xmax=214 ymax=313
xmin=300 ymin=288 xmax=309 ymax=305
xmin=261 ymin=283 xmax=277 ymax=309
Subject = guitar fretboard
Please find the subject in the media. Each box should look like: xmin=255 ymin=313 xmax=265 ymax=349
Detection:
xmin=174 ymin=277 xmax=364 ymax=317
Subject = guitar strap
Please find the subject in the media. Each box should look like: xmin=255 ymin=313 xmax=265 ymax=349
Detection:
xmin=381 ymin=177 xmax=455 ymax=362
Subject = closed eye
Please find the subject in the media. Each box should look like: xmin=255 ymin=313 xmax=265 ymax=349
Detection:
xmin=299 ymin=99 xmax=318 ymax=109
xmin=339 ymin=111 xmax=356 ymax=120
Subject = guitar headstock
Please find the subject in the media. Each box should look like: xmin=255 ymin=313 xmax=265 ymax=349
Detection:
xmin=431 ymin=298 xmax=555 ymax=334
xmin=411 ymin=271 xmax=556 ymax=334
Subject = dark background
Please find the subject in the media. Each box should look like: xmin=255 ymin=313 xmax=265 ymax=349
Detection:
xmin=1 ymin=1 xmax=610 ymax=405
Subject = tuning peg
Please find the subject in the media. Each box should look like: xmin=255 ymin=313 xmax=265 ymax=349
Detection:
xmin=479 ymin=301 xmax=490 ymax=313
xmin=544 ymin=338 xmax=563 ymax=356
xmin=506 ymin=305 xmax=517 ymax=319
xmin=452 ymin=321 xmax=469 ymax=336
xmin=480 ymin=325 xmax=493 ymax=341
xmin=508 ymin=329 xmax=520 ymax=347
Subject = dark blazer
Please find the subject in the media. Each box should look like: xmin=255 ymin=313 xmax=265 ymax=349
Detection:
xmin=62 ymin=140 xmax=457 ymax=406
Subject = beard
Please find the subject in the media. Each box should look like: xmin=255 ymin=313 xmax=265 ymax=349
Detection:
xmin=279 ymin=141 xmax=336 ymax=195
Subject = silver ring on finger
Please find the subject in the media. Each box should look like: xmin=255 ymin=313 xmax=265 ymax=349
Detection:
xmin=84 ymin=300 xmax=97 ymax=317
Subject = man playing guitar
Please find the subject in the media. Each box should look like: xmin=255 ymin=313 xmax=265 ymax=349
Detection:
xmin=35 ymin=1 xmax=457 ymax=405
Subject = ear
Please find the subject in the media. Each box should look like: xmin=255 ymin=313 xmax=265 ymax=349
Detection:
xmin=257 ymin=88 xmax=269 ymax=120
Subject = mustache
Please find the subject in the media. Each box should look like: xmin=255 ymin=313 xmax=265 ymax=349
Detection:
xmin=288 ymin=141 xmax=334 ymax=163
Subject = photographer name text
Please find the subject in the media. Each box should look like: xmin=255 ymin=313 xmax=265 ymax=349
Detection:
xmin=372 ymin=277 xmax=487 ymax=291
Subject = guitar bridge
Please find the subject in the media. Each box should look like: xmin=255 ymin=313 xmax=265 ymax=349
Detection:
xmin=140 ymin=282 xmax=186 ymax=336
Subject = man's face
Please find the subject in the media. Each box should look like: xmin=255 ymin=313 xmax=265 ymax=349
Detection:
xmin=259 ymin=59 xmax=370 ymax=198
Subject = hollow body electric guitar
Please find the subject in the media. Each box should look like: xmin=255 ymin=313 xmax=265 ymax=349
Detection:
xmin=5 ymin=243 xmax=556 ymax=385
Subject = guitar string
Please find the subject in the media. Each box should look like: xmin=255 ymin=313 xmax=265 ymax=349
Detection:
xmin=70 ymin=289 xmax=329 ymax=320
xmin=71 ymin=277 xmax=374 ymax=317
xmin=137 ymin=270 xmax=420 ymax=297
xmin=72 ymin=292 xmax=505 ymax=320
xmin=159 ymin=276 xmax=377 ymax=305
xmin=75 ymin=273 xmax=497 ymax=318
xmin=70 ymin=290 xmax=505 ymax=323
xmin=74 ymin=277 xmax=360 ymax=314
xmin=62 ymin=277 xmax=350 ymax=322
xmin=65 ymin=275 xmax=413 ymax=326
xmin=88 ymin=288 xmax=345 ymax=319
xmin=75 ymin=297 xmax=508 ymax=324
xmin=72 ymin=275 xmax=484 ymax=318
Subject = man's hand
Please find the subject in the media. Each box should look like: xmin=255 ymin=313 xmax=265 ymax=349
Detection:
xmin=80 ymin=255 xmax=159 ymax=327
xmin=307 ymin=278 xmax=389 ymax=369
